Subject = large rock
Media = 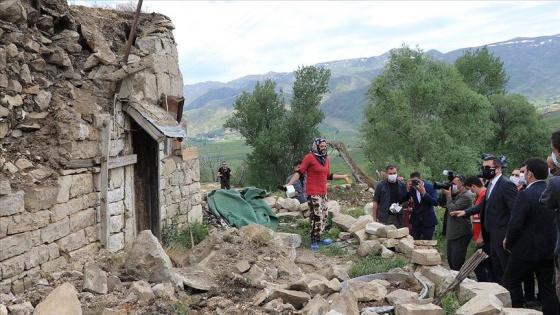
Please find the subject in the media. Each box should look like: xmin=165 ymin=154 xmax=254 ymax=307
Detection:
xmin=83 ymin=263 xmax=108 ymax=294
xmin=329 ymin=291 xmax=360 ymax=315
xmin=300 ymin=294 xmax=330 ymax=315
xmin=0 ymin=0 xmax=27 ymax=24
xmin=455 ymin=292 xmax=503 ymax=315
xmin=173 ymin=266 xmax=217 ymax=291
xmin=267 ymin=289 xmax=311 ymax=310
xmin=33 ymin=282 xmax=82 ymax=315
xmin=394 ymin=303 xmax=443 ymax=315
xmin=347 ymin=280 xmax=387 ymax=302
xmin=124 ymin=230 xmax=174 ymax=283
xmin=410 ymin=248 xmax=442 ymax=265
xmin=458 ymin=281 xmax=511 ymax=307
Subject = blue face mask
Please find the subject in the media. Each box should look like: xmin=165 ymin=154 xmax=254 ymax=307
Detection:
xmin=552 ymin=152 xmax=560 ymax=168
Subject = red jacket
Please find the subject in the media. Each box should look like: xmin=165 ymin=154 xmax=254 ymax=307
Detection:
xmin=472 ymin=188 xmax=486 ymax=241
xmin=299 ymin=153 xmax=331 ymax=196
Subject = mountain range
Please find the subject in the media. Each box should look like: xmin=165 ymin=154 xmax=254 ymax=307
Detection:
xmin=183 ymin=34 xmax=560 ymax=139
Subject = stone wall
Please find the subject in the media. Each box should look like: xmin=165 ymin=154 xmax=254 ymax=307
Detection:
xmin=0 ymin=0 xmax=202 ymax=294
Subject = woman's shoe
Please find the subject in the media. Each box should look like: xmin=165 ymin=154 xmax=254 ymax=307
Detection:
xmin=320 ymin=238 xmax=332 ymax=245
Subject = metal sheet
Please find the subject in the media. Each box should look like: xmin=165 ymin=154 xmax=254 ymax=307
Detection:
xmin=126 ymin=101 xmax=186 ymax=139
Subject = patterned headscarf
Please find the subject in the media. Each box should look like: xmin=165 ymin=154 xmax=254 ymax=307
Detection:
xmin=312 ymin=138 xmax=327 ymax=165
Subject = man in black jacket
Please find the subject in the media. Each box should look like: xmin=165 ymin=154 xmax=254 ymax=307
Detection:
xmin=456 ymin=156 xmax=518 ymax=284
xmin=503 ymin=158 xmax=559 ymax=314
xmin=541 ymin=129 xmax=560 ymax=302
xmin=372 ymin=165 xmax=408 ymax=228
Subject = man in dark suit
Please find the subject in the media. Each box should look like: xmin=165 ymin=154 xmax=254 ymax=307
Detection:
xmin=406 ymin=172 xmax=439 ymax=240
xmin=503 ymin=158 xmax=559 ymax=314
xmin=452 ymin=156 xmax=518 ymax=284
xmin=541 ymin=129 xmax=560 ymax=302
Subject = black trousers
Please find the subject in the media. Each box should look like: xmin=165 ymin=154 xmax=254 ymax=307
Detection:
xmin=474 ymin=242 xmax=498 ymax=282
xmin=446 ymin=235 xmax=472 ymax=271
xmin=489 ymin=235 xmax=510 ymax=285
xmin=411 ymin=224 xmax=435 ymax=240
xmin=502 ymin=256 xmax=559 ymax=315
xmin=220 ymin=179 xmax=231 ymax=190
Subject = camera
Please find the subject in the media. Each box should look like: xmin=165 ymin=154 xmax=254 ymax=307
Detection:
xmin=433 ymin=170 xmax=454 ymax=190
xmin=411 ymin=179 xmax=420 ymax=186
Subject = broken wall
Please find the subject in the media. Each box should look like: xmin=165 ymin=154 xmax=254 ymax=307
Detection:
xmin=0 ymin=0 xmax=201 ymax=294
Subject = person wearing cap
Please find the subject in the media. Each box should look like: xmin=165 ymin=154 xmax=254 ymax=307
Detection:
xmin=285 ymin=138 xmax=351 ymax=250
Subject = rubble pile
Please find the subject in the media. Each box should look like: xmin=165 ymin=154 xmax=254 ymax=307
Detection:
xmin=1 ymin=211 xmax=542 ymax=315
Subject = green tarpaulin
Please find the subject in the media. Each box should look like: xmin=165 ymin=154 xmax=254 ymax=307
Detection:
xmin=207 ymin=187 xmax=278 ymax=231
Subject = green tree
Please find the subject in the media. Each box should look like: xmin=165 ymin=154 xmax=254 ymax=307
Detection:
xmin=224 ymin=79 xmax=290 ymax=189
xmin=454 ymin=46 xmax=508 ymax=97
xmin=360 ymin=46 xmax=493 ymax=179
xmin=223 ymin=67 xmax=330 ymax=190
xmin=486 ymin=93 xmax=549 ymax=169
xmin=285 ymin=66 xmax=331 ymax=162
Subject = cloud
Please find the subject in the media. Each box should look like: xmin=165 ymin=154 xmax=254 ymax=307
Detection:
xmin=70 ymin=1 xmax=560 ymax=84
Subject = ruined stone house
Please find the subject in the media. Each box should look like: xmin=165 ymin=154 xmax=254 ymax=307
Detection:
xmin=0 ymin=0 xmax=202 ymax=294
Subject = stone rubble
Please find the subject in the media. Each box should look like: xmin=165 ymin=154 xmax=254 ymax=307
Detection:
xmin=1 ymin=197 xmax=544 ymax=314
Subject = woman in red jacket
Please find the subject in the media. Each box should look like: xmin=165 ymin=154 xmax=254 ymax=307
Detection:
xmin=286 ymin=138 xmax=351 ymax=249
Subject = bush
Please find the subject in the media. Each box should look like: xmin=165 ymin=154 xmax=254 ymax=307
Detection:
xmin=440 ymin=292 xmax=462 ymax=315
xmin=162 ymin=221 xmax=209 ymax=249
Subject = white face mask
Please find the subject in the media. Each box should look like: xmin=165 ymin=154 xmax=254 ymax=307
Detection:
xmin=451 ymin=185 xmax=459 ymax=194
xmin=387 ymin=174 xmax=398 ymax=182
xmin=509 ymin=176 xmax=520 ymax=186
xmin=518 ymin=173 xmax=525 ymax=184
xmin=552 ymin=152 xmax=560 ymax=168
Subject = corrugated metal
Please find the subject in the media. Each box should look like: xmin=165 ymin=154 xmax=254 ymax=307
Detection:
xmin=126 ymin=101 xmax=186 ymax=139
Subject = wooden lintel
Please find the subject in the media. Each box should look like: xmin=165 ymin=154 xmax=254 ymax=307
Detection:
xmin=124 ymin=104 xmax=165 ymax=142
xmin=108 ymin=154 xmax=137 ymax=169
xmin=61 ymin=159 xmax=95 ymax=169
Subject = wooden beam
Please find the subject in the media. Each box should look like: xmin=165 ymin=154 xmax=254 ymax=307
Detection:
xmin=124 ymin=104 xmax=165 ymax=142
xmin=99 ymin=114 xmax=111 ymax=247
xmin=61 ymin=159 xmax=95 ymax=168
xmin=108 ymin=154 xmax=137 ymax=170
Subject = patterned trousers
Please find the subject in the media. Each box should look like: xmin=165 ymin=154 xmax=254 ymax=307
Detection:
xmin=308 ymin=194 xmax=328 ymax=243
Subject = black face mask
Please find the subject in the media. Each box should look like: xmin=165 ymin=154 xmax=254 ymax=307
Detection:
xmin=482 ymin=167 xmax=496 ymax=180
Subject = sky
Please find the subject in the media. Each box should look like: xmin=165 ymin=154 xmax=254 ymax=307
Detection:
xmin=71 ymin=1 xmax=560 ymax=85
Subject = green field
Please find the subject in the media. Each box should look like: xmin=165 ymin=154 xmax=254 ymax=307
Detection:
xmin=189 ymin=130 xmax=373 ymax=184
xmin=189 ymin=106 xmax=559 ymax=185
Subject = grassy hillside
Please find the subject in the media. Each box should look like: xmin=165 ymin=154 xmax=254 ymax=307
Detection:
xmin=190 ymin=105 xmax=559 ymax=186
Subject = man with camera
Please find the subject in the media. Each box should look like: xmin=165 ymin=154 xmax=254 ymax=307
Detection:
xmin=441 ymin=174 xmax=473 ymax=271
xmin=406 ymin=172 xmax=439 ymax=240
